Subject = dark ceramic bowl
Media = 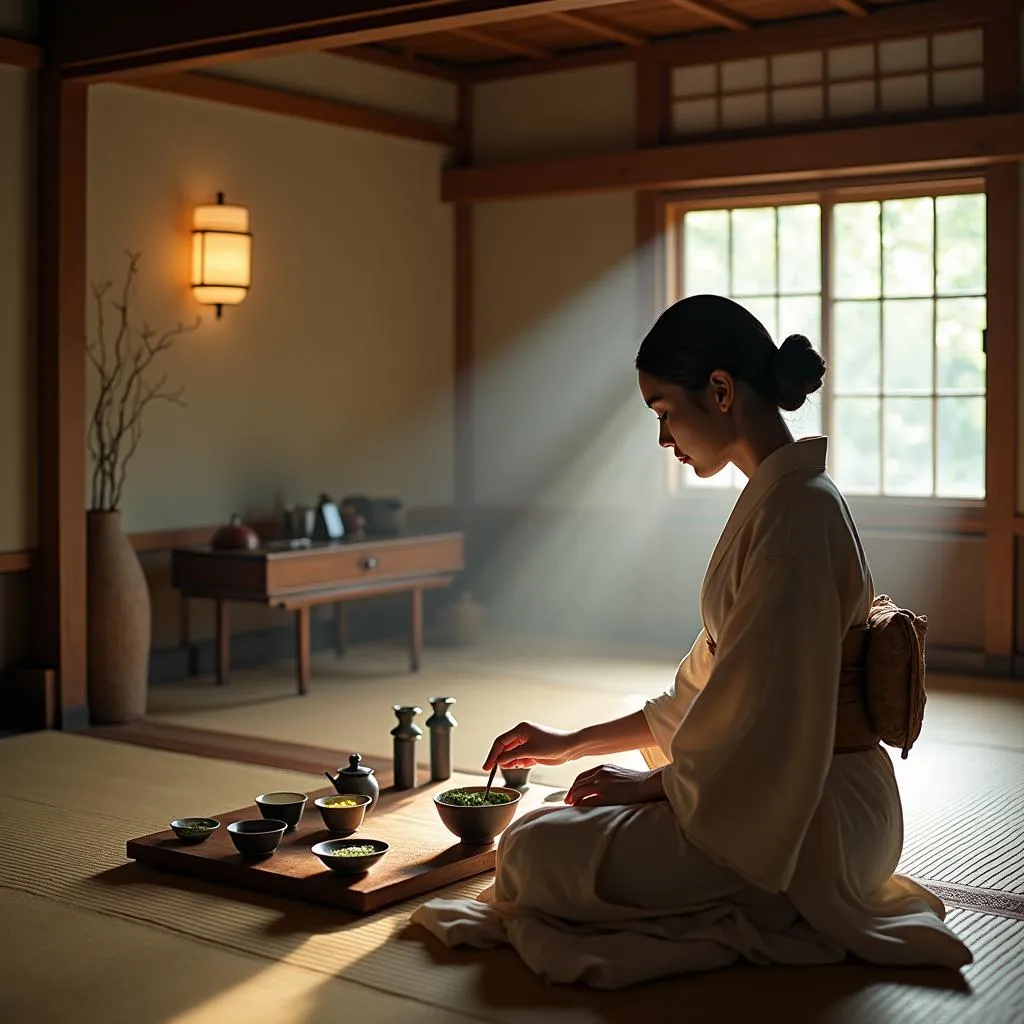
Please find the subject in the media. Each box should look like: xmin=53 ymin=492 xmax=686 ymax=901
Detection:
xmin=315 ymin=793 xmax=370 ymax=835
xmin=170 ymin=817 xmax=219 ymax=843
xmin=311 ymin=838 xmax=389 ymax=875
xmin=434 ymin=786 xmax=522 ymax=844
xmin=255 ymin=791 xmax=308 ymax=830
xmin=227 ymin=818 xmax=287 ymax=857
xmin=500 ymin=766 xmax=532 ymax=788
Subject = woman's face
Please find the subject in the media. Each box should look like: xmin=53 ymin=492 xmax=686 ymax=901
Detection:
xmin=638 ymin=369 xmax=737 ymax=479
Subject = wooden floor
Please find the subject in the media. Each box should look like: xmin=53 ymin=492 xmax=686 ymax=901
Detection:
xmin=5 ymin=637 xmax=1022 ymax=1022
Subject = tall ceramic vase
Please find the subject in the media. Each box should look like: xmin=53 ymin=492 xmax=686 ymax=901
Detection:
xmin=87 ymin=510 xmax=151 ymax=724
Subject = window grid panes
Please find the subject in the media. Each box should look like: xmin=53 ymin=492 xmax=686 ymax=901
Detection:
xmin=668 ymin=187 xmax=986 ymax=500
xmin=671 ymin=29 xmax=984 ymax=139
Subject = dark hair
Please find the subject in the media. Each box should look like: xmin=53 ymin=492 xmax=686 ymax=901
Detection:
xmin=635 ymin=294 xmax=826 ymax=412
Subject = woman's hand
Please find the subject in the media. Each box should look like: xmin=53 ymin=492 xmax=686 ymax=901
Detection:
xmin=482 ymin=721 xmax=578 ymax=771
xmin=564 ymin=765 xmax=666 ymax=807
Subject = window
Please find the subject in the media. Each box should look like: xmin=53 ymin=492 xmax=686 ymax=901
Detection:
xmin=667 ymin=183 xmax=987 ymax=499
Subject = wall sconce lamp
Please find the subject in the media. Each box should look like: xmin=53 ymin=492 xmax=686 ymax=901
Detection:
xmin=191 ymin=192 xmax=251 ymax=318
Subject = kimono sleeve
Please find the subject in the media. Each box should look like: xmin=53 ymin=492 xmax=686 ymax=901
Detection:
xmin=661 ymin=555 xmax=844 ymax=894
xmin=640 ymin=628 xmax=713 ymax=770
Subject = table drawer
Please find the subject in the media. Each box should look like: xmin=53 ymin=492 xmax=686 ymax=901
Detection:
xmin=266 ymin=535 xmax=463 ymax=594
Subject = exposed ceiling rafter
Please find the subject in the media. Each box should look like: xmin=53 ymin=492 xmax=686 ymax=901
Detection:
xmin=828 ymin=0 xmax=870 ymax=15
xmin=548 ymin=10 xmax=646 ymax=46
xmin=666 ymin=0 xmax=752 ymax=31
xmin=453 ymin=25 xmax=553 ymax=59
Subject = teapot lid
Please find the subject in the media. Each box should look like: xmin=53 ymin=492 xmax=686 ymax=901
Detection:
xmin=341 ymin=752 xmax=374 ymax=776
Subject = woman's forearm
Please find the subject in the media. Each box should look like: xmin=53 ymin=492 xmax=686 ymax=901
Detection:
xmin=567 ymin=710 xmax=656 ymax=759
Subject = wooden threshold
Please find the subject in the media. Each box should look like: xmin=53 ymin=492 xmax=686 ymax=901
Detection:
xmin=122 ymin=72 xmax=457 ymax=147
xmin=88 ymin=719 xmax=396 ymax=781
xmin=442 ymin=113 xmax=1024 ymax=202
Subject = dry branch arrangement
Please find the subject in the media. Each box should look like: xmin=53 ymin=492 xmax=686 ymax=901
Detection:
xmin=87 ymin=251 xmax=200 ymax=511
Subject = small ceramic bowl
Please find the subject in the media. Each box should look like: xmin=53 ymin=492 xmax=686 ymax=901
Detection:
xmin=255 ymin=791 xmax=308 ymax=830
xmin=434 ymin=786 xmax=522 ymax=845
xmin=170 ymin=817 xmax=219 ymax=843
xmin=311 ymin=838 xmax=389 ymax=875
xmin=315 ymin=793 xmax=371 ymax=835
xmin=227 ymin=818 xmax=287 ymax=857
xmin=500 ymin=766 xmax=532 ymax=788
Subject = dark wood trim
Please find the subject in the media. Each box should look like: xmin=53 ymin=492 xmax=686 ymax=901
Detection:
xmin=982 ymin=1 xmax=1021 ymax=112
xmin=467 ymin=0 xmax=996 ymax=81
xmin=442 ymin=113 xmax=1024 ymax=202
xmin=34 ymin=71 xmax=89 ymax=731
xmin=983 ymin=164 xmax=1020 ymax=666
xmin=122 ymin=72 xmax=458 ymax=147
xmin=0 ymin=34 xmax=43 ymax=69
xmin=51 ymin=0 xmax=639 ymax=80
xmin=454 ymin=81 xmax=474 ymax=529
xmin=0 ymin=551 xmax=33 ymax=573
xmin=332 ymin=43 xmax=468 ymax=83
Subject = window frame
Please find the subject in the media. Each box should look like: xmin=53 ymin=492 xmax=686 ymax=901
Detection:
xmin=659 ymin=170 xmax=989 ymax=523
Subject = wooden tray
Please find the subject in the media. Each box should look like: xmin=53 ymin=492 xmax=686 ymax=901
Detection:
xmin=126 ymin=772 xmax=554 ymax=913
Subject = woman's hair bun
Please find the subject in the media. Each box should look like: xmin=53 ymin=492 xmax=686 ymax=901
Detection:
xmin=772 ymin=334 xmax=826 ymax=411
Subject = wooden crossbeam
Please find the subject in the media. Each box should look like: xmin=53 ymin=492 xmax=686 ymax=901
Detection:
xmin=124 ymin=71 xmax=457 ymax=146
xmin=548 ymin=10 xmax=646 ymax=46
xmin=0 ymin=34 xmax=43 ymax=68
xmin=666 ymin=0 xmax=751 ymax=31
xmin=453 ymin=26 xmax=552 ymax=59
xmin=828 ymin=0 xmax=870 ymax=15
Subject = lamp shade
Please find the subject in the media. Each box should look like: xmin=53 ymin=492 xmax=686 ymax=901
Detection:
xmin=191 ymin=193 xmax=251 ymax=316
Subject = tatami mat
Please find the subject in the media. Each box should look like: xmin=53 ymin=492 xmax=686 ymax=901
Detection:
xmin=144 ymin=642 xmax=1024 ymax=900
xmin=1 ymin=730 xmax=1022 ymax=1023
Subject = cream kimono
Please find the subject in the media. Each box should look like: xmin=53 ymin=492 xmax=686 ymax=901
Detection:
xmin=411 ymin=438 xmax=972 ymax=989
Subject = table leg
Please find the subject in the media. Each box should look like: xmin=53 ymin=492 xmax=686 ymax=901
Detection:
xmin=297 ymin=606 xmax=311 ymax=696
xmin=334 ymin=602 xmax=348 ymax=657
xmin=215 ymin=600 xmax=230 ymax=685
xmin=410 ymin=587 xmax=423 ymax=673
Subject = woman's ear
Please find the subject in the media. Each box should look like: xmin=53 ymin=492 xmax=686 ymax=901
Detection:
xmin=708 ymin=370 xmax=735 ymax=412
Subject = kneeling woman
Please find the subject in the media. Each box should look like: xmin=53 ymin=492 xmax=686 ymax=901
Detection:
xmin=411 ymin=295 xmax=972 ymax=989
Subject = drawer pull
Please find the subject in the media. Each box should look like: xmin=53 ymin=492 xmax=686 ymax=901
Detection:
xmin=361 ymin=556 xmax=379 ymax=571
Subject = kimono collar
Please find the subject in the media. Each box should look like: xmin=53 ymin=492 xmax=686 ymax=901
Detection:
xmin=701 ymin=436 xmax=829 ymax=602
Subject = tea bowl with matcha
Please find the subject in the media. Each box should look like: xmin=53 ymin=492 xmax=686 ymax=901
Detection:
xmin=170 ymin=817 xmax=220 ymax=843
xmin=434 ymin=785 xmax=522 ymax=844
xmin=311 ymin=838 xmax=389 ymax=875
xmin=314 ymin=793 xmax=371 ymax=835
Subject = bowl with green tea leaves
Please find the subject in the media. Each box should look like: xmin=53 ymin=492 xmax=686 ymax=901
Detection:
xmin=434 ymin=786 xmax=522 ymax=844
xmin=314 ymin=793 xmax=371 ymax=835
xmin=170 ymin=817 xmax=220 ymax=843
xmin=311 ymin=838 xmax=389 ymax=875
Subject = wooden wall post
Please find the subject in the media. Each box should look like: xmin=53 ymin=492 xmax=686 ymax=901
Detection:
xmin=982 ymin=6 xmax=1020 ymax=673
xmin=34 ymin=69 xmax=90 ymax=728
xmin=983 ymin=163 xmax=1021 ymax=673
xmin=454 ymin=81 xmax=474 ymax=529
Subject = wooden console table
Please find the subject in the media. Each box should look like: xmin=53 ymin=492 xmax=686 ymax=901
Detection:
xmin=171 ymin=531 xmax=464 ymax=694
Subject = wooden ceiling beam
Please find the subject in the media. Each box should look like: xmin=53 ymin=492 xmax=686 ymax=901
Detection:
xmin=828 ymin=0 xmax=870 ymax=15
xmin=124 ymin=72 xmax=458 ymax=146
xmin=442 ymin=112 xmax=1024 ymax=201
xmin=548 ymin=10 xmax=645 ymax=46
xmin=453 ymin=26 xmax=552 ymax=59
xmin=666 ymin=0 xmax=751 ymax=31
xmin=51 ymin=0 xmax=635 ymax=79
